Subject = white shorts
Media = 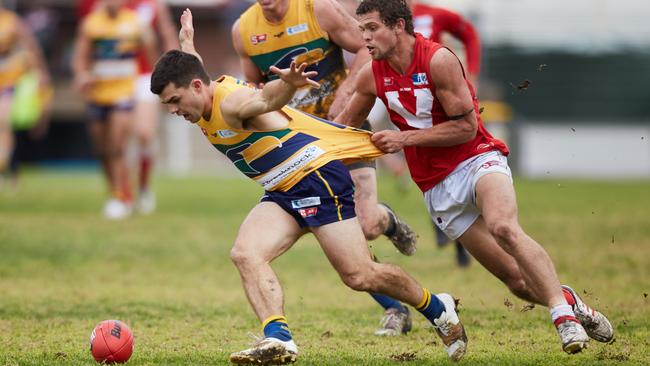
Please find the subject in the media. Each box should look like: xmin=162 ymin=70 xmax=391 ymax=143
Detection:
xmin=424 ymin=151 xmax=512 ymax=240
xmin=135 ymin=73 xmax=158 ymax=102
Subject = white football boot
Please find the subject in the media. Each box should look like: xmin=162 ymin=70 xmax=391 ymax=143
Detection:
xmin=433 ymin=293 xmax=467 ymax=362
xmin=562 ymin=285 xmax=614 ymax=343
xmin=230 ymin=337 xmax=297 ymax=365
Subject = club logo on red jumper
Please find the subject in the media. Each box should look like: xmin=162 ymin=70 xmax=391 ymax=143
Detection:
xmin=383 ymin=77 xmax=393 ymax=86
xmin=481 ymin=160 xmax=501 ymax=169
xmin=299 ymin=207 xmax=318 ymax=218
xmin=251 ymin=34 xmax=267 ymax=45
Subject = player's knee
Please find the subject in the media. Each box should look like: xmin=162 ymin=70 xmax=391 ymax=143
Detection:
xmin=356 ymin=213 xmax=382 ymax=240
xmin=340 ymin=268 xmax=373 ymax=292
xmin=489 ymin=222 xmax=520 ymax=249
xmin=506 ymin=277 xmax=530 ymax=299
xmin=229 ymin=246 xmax=257 ymax=269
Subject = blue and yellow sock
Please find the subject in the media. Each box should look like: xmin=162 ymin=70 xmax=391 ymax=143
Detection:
xmin=370 ymin=293 xmax=407 ymax=312
xmin=415 ymin=288 xmax=445 ymax=324
xmin=262 ymin=315 xmax=292 ymax=342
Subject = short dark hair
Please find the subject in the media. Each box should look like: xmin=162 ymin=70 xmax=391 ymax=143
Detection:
xmin=150 ymin=50 xmax=211 ymax=95
xmin=356 ymin=0 xmax=414 ymax=35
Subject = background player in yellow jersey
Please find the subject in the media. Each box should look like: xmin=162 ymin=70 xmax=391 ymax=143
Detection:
xmin=232 ymin=0 xmax=417 ymax=337
xmin=149 ymin=9 xmax=468 ymax=364
xmin=0 ymin=5 xmax=51 ymax=187
xmin=72 ymin=0 xmax=156 ymax=219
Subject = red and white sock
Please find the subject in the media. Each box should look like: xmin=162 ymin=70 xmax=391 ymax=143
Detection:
xmin=550 ymin=304 xmax=578 ymax=326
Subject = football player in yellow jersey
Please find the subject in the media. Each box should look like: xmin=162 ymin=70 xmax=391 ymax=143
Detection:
xmin=72 ymin=0 xmax=156 ymax=219
xmin=0 ymin=5 xmax=51 ymax=186
xmin=149 ymin=9 xmax=468 ymax=364
xmin=233 ymin=0 xmax=418 ymax=337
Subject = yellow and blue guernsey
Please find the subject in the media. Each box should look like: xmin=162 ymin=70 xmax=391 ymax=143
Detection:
xmin=82 ymin=7 xmax=141 ymax=105
xmin=0 ymin=9 xmax=29 ymax=91
xmin=198 ymin=76 xmax=382 ymax=192
xmin=238 ymin=0 xmax=347 ymax=119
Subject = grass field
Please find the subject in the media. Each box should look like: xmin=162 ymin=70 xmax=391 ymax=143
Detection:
xmin=1 ymin=170 xmax=648 ymax=365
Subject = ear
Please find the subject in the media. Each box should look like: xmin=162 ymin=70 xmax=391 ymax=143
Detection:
xmin=190 ymin=78 xmax=204 ymax=92
xmin=396 ymin=18 xmax=406 ymax=34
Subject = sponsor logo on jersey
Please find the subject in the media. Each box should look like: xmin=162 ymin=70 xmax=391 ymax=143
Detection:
xmin=256 ymin=145 xmax=324 ymax=190
xmin=476 ymin=142 xmax=495 ymax=151
xmin=291 ymin=196 xmax=321 ymax=209
xmin=383 ymin=77 xmax=393 ymax=86
xmin=216 ymin=129 xmax=238 ymax=138
xmin=251 ymin=34 xmax=267 ymax=45
xmin=481 ymin=160 xmax=501 ymax=169
xmin=412 ymin=72 xmax=428 ymax=86
xmin=299 ymin=207 xmax=318 ymax=218
xmin=287 ymin=23 xmax=308 ymax=36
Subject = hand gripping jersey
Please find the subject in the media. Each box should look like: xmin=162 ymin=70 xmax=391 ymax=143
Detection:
xmin=197 ymin=76 xmax=382 ymax=192
xmin=371 ymin=35 xmax=508 ymax=192
xmin=238 ymin=0 xmax=347 ymax=119
xmin=82 ymin=7 xmax=142 ymax=105
xmin=0 ymin=9 xmax=29 ymax=90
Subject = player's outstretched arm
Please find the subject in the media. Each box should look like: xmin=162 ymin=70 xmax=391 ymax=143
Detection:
xmin=178 ymin=9 xmax=203 ymax=64
xmin=221 ymin=62 xmax=319 ymax=127
xmin=313 ymin=0 xmax=371 ymax=119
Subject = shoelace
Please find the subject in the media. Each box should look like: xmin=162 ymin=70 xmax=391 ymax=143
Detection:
xmin=380 ymin=312 xmax=404 ymax=330
xmin=246 ymin=332 xmax=265 ymax=347
xmin=434 ymin=316 xmax=452 ymax=336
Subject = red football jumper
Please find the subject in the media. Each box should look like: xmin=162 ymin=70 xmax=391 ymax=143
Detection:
xmin=371 ymin=35 xmax=508 ymax=192
xmin=412 ymin=4 xmax=481 ymax=77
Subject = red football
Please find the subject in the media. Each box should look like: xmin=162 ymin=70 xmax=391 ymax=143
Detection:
xmin=89 ymin=320 xmax=134 ymax=364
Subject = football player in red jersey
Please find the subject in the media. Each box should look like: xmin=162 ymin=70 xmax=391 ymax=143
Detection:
xmin=409 ymin=0 xmax=481 ymax=266
xmin=408 ymin=0 xmax=480 ymax=89
xmin=340 ymin=0 xmax=480 ymax=267
xmin=336 ymin=0 xmax=614 ymax=354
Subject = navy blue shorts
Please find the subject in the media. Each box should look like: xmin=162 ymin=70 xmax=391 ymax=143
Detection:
xmin=261 ymin=160 xmax=356 ymax=228
xmin=86 ymin=100 xmax=135 ymax=122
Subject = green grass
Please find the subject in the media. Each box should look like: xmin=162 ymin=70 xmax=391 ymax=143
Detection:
xmin=0 ymin=170 xmax=648 ymax=365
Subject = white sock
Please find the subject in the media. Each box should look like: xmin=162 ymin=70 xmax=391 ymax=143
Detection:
xmin=549 ymin=304 xmax=575 ymax=323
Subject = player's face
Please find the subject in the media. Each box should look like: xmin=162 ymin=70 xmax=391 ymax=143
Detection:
xmin=358 ymin=11 xmax=398 ymax=60
xmin=256 ymin=0 xmax=287 ymax=12
xmin=104 ymin=0 xmax=128 ymax=12
xmin=159 ymin=82 xmax=205 ymax=123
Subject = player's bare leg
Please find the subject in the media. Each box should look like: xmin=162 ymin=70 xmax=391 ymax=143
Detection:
xmin=350 ymin=167 xmax=416 ymax=254
xmin=105 ymin=110 xmax=133 ymax=219
xmin=0 ymin=93 xmax=14 ymax=178
xmin=350 ymin=166 xmax=416 ymax=336
xmin=312 ymin=218 xmax=467 ymax=361
xmin=460 ymin=211 xmax=614 ymax=344
xmin=134 ymin=93 xmax=159 ymax=214
xmin=229 ymin=202 xmax=305 ymax=365
xmin=475 ymin=172 xmax=589 ymax=353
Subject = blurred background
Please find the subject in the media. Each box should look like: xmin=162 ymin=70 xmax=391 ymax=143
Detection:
xmin=4 ymin=0 xmax=650 ymax=179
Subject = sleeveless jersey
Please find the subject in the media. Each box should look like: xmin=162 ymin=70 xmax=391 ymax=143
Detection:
xmin=197 ymin=76 xmax=382 ymax=192
xmin=82 ymin=7 xmax=141 ymax=105
xmin=372 ymin=34 xmax=508 ymax=192
xmin=238 ymin=0 xmax=346 ymax=119
xmin=78 ymin=0 xmax=157 ymax=75
xmin=0 ymin=10 xmax=28 ymax=90
xmin=412 ymin=4 xmax=481 ymax=76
